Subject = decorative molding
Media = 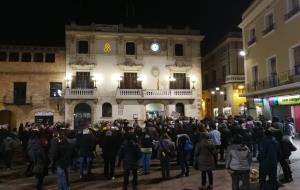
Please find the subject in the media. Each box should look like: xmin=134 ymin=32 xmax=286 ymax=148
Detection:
xmin=117 ymin=58 xmax=144 ymax=71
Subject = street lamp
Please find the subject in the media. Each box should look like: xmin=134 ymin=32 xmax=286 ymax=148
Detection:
xmin=169 ymin=76 xmax=176 ymax=81
xmin=117 ymin=76 xmax=123 ymax=88
xmin=92 ymin=76 xmax=98 ymax=88
xmin=192 ymin=80 xmax=196 ymax=89
xmin=239 ymin=50 xmax=246 ymax=57
xmin=64 ymin=74 xmax=72 ymax=88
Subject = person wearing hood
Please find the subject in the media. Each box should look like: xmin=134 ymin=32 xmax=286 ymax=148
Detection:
xmin=157 ymin=133 xmax=175 ymax=179
xmin=226 ymin=135 xmax=252 ymax=190
xmin=176 ymin=131 xmax=192 ymax=177
xmin=118 ymin=127 xmax=142 ymax=190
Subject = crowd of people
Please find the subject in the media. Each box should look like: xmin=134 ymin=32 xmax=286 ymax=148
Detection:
xmin=0 ymin=115 xmax=297 ymax=190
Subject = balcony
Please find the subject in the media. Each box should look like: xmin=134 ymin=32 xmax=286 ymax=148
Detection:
xmin=225 ymin=75 xmax=245 ymax=83
xmin=262 ymin=24 xmax=275 ymax=36
xmin=285 ymin=5 xmax=300 ymax=20
xmin=246 ymin=67 xmax=300 ymax=94
xmin=116 ymin=89 xmax=195 ymax=100
xmin=64 ymin=88 xmax=98 ymax=99
xmin=2 ymin=96 xmax=32 ymax=105
xmin=247 ymin=37 xmax=256 ymax=46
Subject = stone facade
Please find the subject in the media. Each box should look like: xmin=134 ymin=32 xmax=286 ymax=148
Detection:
xmin=202 ymin=32 xmax=246 ymax=118
xmin=0 ymin=46 xmax=65 ymax=128
xmin=64 ymin=24 xmax=204 ymax=128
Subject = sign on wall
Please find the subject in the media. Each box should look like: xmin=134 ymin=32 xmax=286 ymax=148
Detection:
xmin=253 ymin=98 xmax=263 ymax=106
xmin=269 ymin=95 xmax=300 ymax=106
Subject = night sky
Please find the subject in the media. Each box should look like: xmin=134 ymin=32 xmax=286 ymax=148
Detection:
xmin=0 ymin=0 xmax=252 ymax=55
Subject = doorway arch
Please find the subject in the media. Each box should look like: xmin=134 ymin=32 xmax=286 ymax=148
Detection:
xmin=176 ymin=103 xmax=185 ymax=116
xmin=74 ymin=103 xmax=91 ymax=130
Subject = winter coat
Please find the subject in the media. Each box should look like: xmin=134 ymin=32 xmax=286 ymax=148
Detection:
xmin=208 ymin=130 xmax=221 ymax=146
xmin=102 ymin=131 xmax=121 ymax=159
xmin=194 ymin=140 xmax=216 ymax=171
xmin=1 ymin=136 xmax=17 ymax=152
xmin=76 ymin=134 xmax=95 ymax=157
xmin=30 ymin=138 xmax=47 ymax=175
xmin=157 ymin=138 xmax=176 ymax=159
xmin=226 ymin=144 xmax=252 ymax=171
xmin=119 ymin=138 xmax=142 ymax=170
xmin=258 ymin=136 xmax=281 ymax=169
xmin=139 ymin=132 xmax=153 ymax=153
xmin=176 ymin=134 xmax=191 ymax=154
xmin=51 ymin=139 xmax=73 ymax=169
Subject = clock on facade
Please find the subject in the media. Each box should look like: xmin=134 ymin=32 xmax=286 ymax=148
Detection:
xmin=150 ymin=42 xmax=160 ymax=52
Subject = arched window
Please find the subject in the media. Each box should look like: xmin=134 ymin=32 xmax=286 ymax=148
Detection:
xmin=176 ymin=103 xmax=185 ymax=116
xmin=102 ymin=103 xmax=112 ymax=117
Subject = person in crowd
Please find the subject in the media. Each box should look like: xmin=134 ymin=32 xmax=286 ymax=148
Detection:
xmin=51 ymin=130 xmax=73 ymax=190
xmin=258 ymin=128 xmax=281 ymax=190
xmin=176 ymin=130 xmax=192 ymax=177
xmin=218 ymin=120 xmax=231 ymax=161
xmin=0 ymin=135 xmax=18 ymax=170
xmin=272 ymin=117 xmax=284 ymax=132
xmin=66 ymin=130 xmax=78 ymax=171
xmin=226 ymin=135 xmax=252 ymax=190
xmin=194 ymin=132 xmax=216 ymax=190
xmin=157 ymin=133 xmax=175 ymax=179
xmin=101 ymin=122 xmax=121 ymax=180
xmin=139 ymin=127 xmax=153 ymax=175
xmin=208 ymin=123 xmax=221 ymax=166
xmin=282 ymin=118 xmax=294 ymax=143
xmin=278 ymin=133 xmax=295 ymax=183
xmin=77 ymin=128 xmax=95 ymax=179
xmin=118 ymin=127 xmax=142 ymax=190
xmin=28 ymin=130 xmax=48 ymax=190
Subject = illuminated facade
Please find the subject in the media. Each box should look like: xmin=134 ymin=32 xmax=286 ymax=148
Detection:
xmin=202 ymin=32 xmax=246 ymax=118
xmin=64 ymin=24 xmax=203 ymax=129
xmin=239 ymin=0 xmax=300 ymax=131
xmin=0 ymin=46 xmax=65 ymax=127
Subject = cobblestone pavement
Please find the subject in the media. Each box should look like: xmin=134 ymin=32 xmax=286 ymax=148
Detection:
xmin=1 ymin=141 xmax=300 ymax=190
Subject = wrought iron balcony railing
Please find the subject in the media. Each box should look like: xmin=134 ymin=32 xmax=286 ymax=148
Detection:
xmin=246 ymin=66 xmax=300 ymax=93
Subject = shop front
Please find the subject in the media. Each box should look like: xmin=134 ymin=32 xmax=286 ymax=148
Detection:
xmin=269 ymin=95 xmax=300 ymax=133
xmin=35 ymin=111 xmax=54 ymax=125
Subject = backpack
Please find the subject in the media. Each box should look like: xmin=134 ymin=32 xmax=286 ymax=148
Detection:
xmin=184 ymin=139 xmax=193 ymax=152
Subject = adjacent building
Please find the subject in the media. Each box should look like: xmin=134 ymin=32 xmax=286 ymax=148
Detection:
xmin=239 ymin=0 xmax=300 ymax=131
xmin=202 ymin=32 xmax=246 ymax=119
xmin=64 ymin=24 xmax=203 ymax=129
xmin=0 ymin=46 xmax=65 ymax=127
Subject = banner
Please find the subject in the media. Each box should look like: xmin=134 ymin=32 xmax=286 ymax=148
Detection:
xmin=269 ymin=95 xmax=300 ymax=106
xmin=253 ymin=98 xmax=263 ymax=106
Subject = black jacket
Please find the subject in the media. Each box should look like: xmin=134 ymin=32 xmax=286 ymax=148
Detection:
xmin=77 ymin=134 xmax=95 ymax=157
xmin=119 ymin=137 xmax=142 ymax=170
xmin=51 ymin=139 xmax=73 ymax=169
xmin=102 ymin=131 xmax=121 ymax=159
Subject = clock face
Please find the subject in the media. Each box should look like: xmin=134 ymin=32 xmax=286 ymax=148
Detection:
xmin=150 ymin=42 xmax=160 ymax=52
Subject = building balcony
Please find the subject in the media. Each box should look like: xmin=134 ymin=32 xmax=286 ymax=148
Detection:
xmin=247 ymin=37 xmax=256 ymax=46
xmin=2 ymin=96 xmax=32 ymax=105
xmin=116 ymin=89 xmax=196 ymax=100
xmin=285 ymin=6 xmax=300 ymax=20
xmin=246 ymin=67 xmax=300 ymax=95
xmin=262 ymin=24 xmax=275 ymax=35
xmin=64 ymin=88 xmax=98 ymax=99
xmin=225 ymin=75 xmax=245 ymax=83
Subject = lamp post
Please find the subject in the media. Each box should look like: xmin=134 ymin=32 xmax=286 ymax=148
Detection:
xmin=64 ymin=75 xmax=72 ymax=88
xmin=117 ymin=76 xmax=123 ymax=89
xmin=192 ymin=80 xmax=196 ymax=89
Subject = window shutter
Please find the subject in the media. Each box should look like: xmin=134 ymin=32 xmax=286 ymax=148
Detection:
xmin=294 ymin=45 xmax=300 ymax=66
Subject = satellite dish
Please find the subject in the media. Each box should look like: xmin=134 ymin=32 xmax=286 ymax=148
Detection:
xmin=151 ymin=66 xmax=160 ymax=77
